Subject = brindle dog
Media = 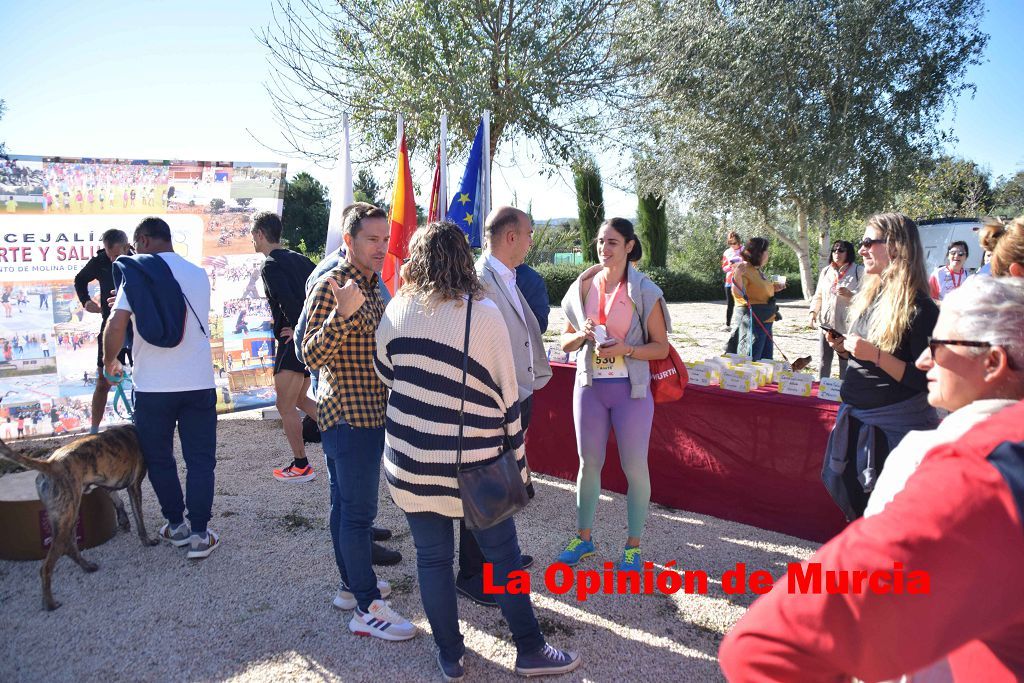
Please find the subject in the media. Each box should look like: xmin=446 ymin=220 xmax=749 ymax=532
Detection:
xmin=0 ymin=425 xmax=157 ymax=610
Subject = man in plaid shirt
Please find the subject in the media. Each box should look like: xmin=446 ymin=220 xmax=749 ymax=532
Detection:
xmin=301 ymin=204 xmax=417 ymax=642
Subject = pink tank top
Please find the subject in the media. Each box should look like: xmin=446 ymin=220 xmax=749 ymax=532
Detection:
xmin=584 ymin=271 xmax=634 ymax=342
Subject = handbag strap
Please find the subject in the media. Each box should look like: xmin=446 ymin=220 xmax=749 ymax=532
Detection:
xmin=455 ymin=296 xmax=514 ymax=471
xmin=456 ymin=297 xmax=473 ymax=470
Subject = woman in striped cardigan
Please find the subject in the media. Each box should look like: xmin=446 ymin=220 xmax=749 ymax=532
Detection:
xmin=374 ymin=221 xmax=580 ymax=681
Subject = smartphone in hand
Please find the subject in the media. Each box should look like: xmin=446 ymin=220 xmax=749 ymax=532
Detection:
xmin=820 ymin=324 xmax=844 ymax=339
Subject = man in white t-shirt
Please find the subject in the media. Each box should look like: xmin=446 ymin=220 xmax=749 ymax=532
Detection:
xmin=103 ymin=217 xmax=219 ymax=560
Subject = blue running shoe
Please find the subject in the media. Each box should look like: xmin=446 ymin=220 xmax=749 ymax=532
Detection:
xmin=618 ymin=546 xmax=642 ymax=571
xmin=557 ymin=536 xmax=595 ymax=566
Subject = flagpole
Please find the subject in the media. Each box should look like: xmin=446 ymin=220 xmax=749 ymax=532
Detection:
xmin=439 ymin=114 xmax=448 ymax=221
xmin=325 ymin=112 xmax=354 ymax=256
xmin=482 ymin=110 xmax=491 ymax=225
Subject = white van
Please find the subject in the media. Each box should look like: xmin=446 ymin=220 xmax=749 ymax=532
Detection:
xmin=917 ymin=218 xmax=986 ymax=275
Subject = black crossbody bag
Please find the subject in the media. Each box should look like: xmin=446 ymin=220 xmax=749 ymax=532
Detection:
xmin=456 ymin=297 xmax=529 ymax=530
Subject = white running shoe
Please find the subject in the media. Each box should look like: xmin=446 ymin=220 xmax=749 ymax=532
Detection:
xmin=186 ymin=529 xmax=220 ymax=560
xmin=332 ymin=579 xmax=392 ymax=610
xmin=348 ymin=599 xmax=417 ymax=641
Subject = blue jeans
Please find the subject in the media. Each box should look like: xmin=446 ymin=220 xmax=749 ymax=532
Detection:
xmin=407 ymin=512 xmax=544 ymax=662
xmin=133 ymin=389 xmax=217 ymax=534
xmin=322 ymin=423 xmax=384 ymax=610
xmin=752 ymin=321 xmax=773 ymax=361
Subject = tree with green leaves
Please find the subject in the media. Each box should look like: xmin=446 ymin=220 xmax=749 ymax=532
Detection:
xmin=260 ymin=0 xmax=630 ymax=166
xmin=353 ymin=169 xmax=381 ymax=206
xmin=993 ymin=171 xmax=1024 ymax=217
xmin=896 ymin=156 xmax=993 ymax=220
xmin=573 ymin=158 xmax=604 ymax=263
xmin=282 ymin=172 xmax=330 ymax=255
xmin=619 ymin=0 xmax=987 ymax=297
xmin=637 ymin=193 xmax=667 ymax=268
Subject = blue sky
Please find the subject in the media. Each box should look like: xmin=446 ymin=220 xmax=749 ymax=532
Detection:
xmin=2 ymin=0 xmax=1021 ymax=219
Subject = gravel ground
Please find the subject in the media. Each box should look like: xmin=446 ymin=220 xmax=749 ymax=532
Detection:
xmin=1 ymin=299 xmax=824 ymax=683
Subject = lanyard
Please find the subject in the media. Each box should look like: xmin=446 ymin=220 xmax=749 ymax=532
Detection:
xmin=830 ymin=264 xmax=850 ymax=294
xmin=596 ymin=273 xmax=625 ymax=326
xmin=947 ymin=267 xmax=965 ymax=289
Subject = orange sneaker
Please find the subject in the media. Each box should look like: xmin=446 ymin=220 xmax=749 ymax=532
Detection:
xmin=273 ymin=463 xmax=316 ymax=482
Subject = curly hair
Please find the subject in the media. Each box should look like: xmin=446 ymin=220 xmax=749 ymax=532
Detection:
xmin=399 ymin=221 xmax=483 ymax=304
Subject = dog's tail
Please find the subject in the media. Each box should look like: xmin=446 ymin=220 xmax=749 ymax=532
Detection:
xmin=0 ymin=437 xmax=58 ymax=475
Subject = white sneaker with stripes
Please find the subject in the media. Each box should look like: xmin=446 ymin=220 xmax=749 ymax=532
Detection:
xmin=333 ymin=579 xmax=392 ymax=610
xmin=348 ymin=599 xmax=417 ymax=641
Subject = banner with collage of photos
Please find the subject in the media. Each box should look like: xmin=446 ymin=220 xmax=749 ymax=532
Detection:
xmin=0 ymin=155 xmax=287 ymax=440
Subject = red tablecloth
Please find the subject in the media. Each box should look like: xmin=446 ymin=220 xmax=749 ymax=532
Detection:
xmin=526 ymin=363 xmax=848 ymax=542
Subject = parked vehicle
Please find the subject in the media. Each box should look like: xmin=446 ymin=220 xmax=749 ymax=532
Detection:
xmin=917 ymin=217 xmax=986 ymax=274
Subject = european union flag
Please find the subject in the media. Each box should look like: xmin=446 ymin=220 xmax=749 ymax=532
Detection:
xmin=448 ymin=120 xmax=485 ymax=248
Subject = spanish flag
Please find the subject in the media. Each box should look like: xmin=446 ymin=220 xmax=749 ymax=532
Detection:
xmin=382 ymin=128 xmax=417 ymax=295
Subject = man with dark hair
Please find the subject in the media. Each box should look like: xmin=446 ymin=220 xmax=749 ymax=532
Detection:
xmin=456 ymin=206 xmax=551 ymax=606
xmin=75 ymin=228 xmax=132 ymax=434
xmin=294 ymin=202 xmax=401 ymax=567
xmin=250 ymin=211 xmax=319 ymax=482
xmin=301 ymin=202 xmax=415 ymax=639
xmin=104 ymin=217 xmax=219 ymax=559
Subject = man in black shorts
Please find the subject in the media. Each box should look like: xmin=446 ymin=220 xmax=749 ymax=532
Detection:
xmin=251 ymin=211 xmax=318 ymax=482
xmin=75 ymin=229 xmax=132 ymax=434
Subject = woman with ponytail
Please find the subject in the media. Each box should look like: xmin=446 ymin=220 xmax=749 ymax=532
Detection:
xmin=557 ymin=218 xmax=671 ymax=572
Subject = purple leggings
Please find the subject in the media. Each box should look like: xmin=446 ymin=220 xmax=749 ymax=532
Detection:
xmin=572 ymin=377 xmax=654 ymax=538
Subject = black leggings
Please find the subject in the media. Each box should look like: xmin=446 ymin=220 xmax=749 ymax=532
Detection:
xmin=725 ymin=289 xmax=735 ymax=326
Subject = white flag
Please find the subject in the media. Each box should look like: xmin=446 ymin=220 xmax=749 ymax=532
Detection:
xmin=325 ymin=113 xmax=354 ymax=256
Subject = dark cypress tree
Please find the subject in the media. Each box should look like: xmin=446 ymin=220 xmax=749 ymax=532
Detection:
xmin=573 ymin=158 xmax=604 ymax=263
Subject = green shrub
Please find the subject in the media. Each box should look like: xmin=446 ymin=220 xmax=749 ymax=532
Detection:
xmin=534 ymin=263 xmax=799 ymax=303
xmin=534 ymin=263 xmax=588 ymax=304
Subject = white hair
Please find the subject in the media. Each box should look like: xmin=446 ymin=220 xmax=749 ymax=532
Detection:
xmin=941 ymin=276 xmax=1024 ymax=369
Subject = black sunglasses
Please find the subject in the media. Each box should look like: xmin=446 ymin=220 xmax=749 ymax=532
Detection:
xmin=927 ymin=337 xmax=991 ymax=357
xmin=858 ymin=238 xmax=885 ymax=249
xmin=832 ymin=247 xmax=847 ymax=253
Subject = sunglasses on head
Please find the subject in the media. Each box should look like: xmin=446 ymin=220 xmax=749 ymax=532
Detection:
xmin=859 ymin=237 xmax=885 ymax=249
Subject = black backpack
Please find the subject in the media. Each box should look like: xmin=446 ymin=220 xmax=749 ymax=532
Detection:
xmin=301 ymin=415 xmax=321 ymax=443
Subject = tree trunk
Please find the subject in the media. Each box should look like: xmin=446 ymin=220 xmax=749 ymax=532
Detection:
xmin=757 ymin=203 xmax=813 ymax=300
xmin=818 ymin=203 xmax=831 ymax=273
xmin=793 ymin=202 xmax=814 ymax=300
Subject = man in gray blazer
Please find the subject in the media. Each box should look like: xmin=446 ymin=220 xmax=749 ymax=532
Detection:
xmin=456 ymin=205 xmax=552 ymax=606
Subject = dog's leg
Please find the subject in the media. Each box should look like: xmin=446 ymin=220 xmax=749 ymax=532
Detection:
xmin=110 ymin=491 xmax=130 ymax=532
xmin=127 ymin=479 xmax=158 ymax=546
xmin=40 ymin=543 xmax=62 ymax=611
xmin=39 ymin=511 xmax=74 ymax=611
xmin=63 ymin=490 xmax=98 ymax=574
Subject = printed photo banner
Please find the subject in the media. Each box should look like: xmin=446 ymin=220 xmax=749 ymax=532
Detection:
xmin=0 ymin=155 xmax=287 ymax=438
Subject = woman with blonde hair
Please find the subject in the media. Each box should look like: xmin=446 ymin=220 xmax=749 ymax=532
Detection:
xmin=822 ymin=213 xmax=940 ymax=520
xmin=980 ymin=215 xmax=1024 ymax=277
xmin=375 ymin=221 xmax=580 ymax=680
